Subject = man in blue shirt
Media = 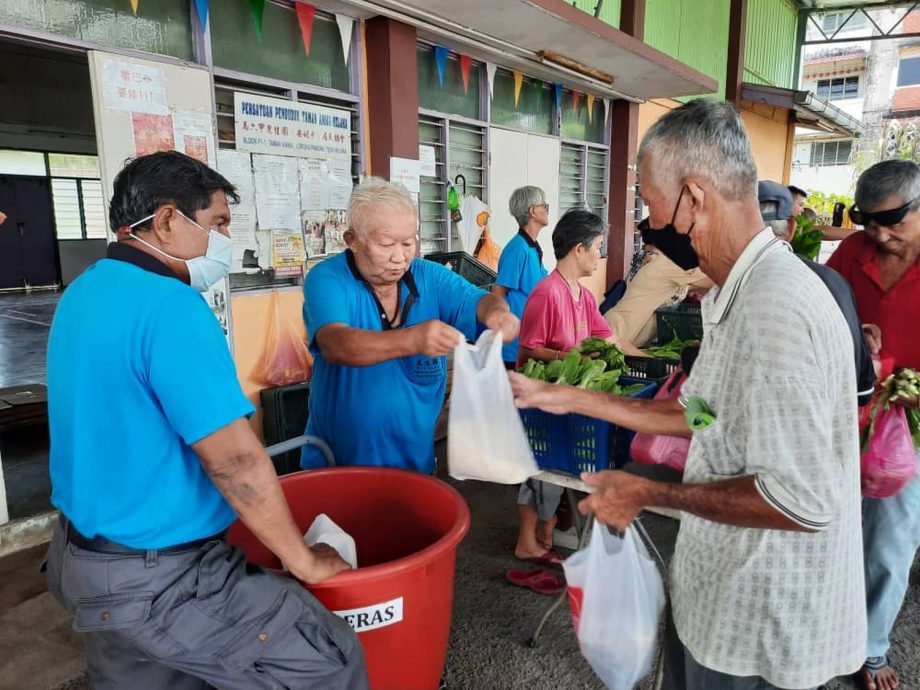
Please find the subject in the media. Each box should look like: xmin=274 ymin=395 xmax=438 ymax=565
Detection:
xmin=302 ymin=177 xmax=519 ymax=473
xmin=493 ymin=185 xmax=549 ymax=367
xmin=45 ymin=151 xmax=367 ymax=690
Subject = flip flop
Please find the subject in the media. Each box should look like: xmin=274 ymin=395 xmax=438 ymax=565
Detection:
xmin=516 ymin=550 xmax=566 ymax=568
xmin=505 ymin=568 xmax=565 ymax=596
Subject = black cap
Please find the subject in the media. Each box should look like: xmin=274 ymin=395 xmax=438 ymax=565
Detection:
xmin=788 ymin=184 xmax=807 ymax=198
xmin=758 ymin=181 xmax=794 ymax=221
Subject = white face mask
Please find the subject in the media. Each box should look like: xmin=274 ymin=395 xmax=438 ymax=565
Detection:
xmin=128 ymin=211 xmax=232 ymax=291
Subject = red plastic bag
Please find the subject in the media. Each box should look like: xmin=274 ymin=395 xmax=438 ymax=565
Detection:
xmin=251 ymin=290 xmax=313 ymax=387
xmin=861 ymin=405 xmax=918 ymax=498
xmin=630 ymin=370 xmax=691 ymax=471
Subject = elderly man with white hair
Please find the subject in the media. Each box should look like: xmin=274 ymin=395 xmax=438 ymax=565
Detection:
xmin=301 ymin=177 xmax=518 ymax=473
xmin=511 ymin=100 xmax=866 ymax=690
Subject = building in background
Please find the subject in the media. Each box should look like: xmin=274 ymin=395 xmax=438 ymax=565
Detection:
xmin=792 ymin=5 xmax=920 ymax=198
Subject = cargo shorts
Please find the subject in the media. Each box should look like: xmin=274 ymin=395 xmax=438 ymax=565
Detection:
xmin=44 ymin=519 xmax=368 ymax=690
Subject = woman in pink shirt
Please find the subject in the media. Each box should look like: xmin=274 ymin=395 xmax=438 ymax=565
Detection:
xmin=512 ymin=209 xmax=641 ymax=571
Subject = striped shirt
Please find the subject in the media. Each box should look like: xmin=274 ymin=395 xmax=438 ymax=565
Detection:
xmin=672 ymin=229 xmax=866 ymax=688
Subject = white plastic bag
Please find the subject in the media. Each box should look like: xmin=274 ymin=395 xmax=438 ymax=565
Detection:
xmin=447 ymin=330 xmax=538 ymax=483
xmin=563 ymin=522 xmax=665 ymax=690
xmin=304 ymin=514 xmax=358 ymax=569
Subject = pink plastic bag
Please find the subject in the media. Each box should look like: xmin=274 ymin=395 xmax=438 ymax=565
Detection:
xmin=630 ymin=370 xmax=691 ymax=471
xmin=861 ymin=405 xmax=919 ymax=499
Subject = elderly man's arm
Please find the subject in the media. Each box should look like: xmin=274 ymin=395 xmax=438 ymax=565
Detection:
xmin=193 ymin=418 xmax=350 ymax=584
xmin=579 ymin=472 xmax=815 ymax=533
xmin=476 ymin=293 xmax=520 ymax=343
xmin=316 ymin=321 xmax=462 ymax=366
xmin=510 ymin=371 xmax=690 ymax=437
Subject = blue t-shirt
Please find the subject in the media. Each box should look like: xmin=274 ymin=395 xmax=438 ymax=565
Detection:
xmin=302 ymin=251 xmax=486 ymax=473
xmin=496 ymin=231 xmax=547 ymax=362
xmin=47 ymin=244 xmax=254 ymax=549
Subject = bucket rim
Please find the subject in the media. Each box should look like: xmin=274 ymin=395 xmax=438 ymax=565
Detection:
xmin=239 ymin=467 xmax=472 ymax=588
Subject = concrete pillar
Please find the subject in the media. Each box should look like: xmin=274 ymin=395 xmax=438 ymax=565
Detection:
xmin=364 ymin=17 xmax=420 ymax=178
xmin=605 ymin=0 xmax=645 ymax=287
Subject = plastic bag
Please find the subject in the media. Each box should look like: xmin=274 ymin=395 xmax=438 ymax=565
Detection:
xmin=252 ymin=290 xmax=313 ymax=387
xmin=304 ymin=514 xmax=358 ymax=569
xmin=563 ymin=523 xmax=665 ymax=690
xmin=861 ymin=404 xmax=919 ymax=498
xmin=630 ymin=370 xmax=690 ymax=471
xmin=448 ymin=330 xmax=538 ymax=483
xmin=475 ymin=227 xmax=501 ymax=272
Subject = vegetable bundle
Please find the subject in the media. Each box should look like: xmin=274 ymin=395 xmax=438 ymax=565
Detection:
xmin=643 ymin=335 xmax=700 ymax=361
xmin=518 ymin=340 xmax=645 ymax=395
xmin=791 ymin=216 xmax=822 ymax=261
xmin=864 ymin=368 xmax=920 ymax=450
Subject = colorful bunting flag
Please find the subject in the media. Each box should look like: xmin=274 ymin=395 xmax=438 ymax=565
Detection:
xmin=336 ymin=14 xmax=355 ymax=63
xmin=194 ymin=0 xmax=209 ymax=27
xmin=434 ymin=46 xmax=449 ymax=89
xmin=459 ymin=54 xmax=472 ymax=94
xmin=603 ymin=98 xmax=610 ymax=124
xmin=554 ymin=84 xmax=563 ymax=112
xmin=486 ymin=63 xmax=497 ymax=99
xmin=587 ymin=94 xmax=595 ymax=123
xmin=295 ymin=3 xmax=317 ymax=56
xmin=513 ymin=71 xmax=523 ymax=107
xmin=248 ymin=0 xmax=266 ymax=41
xmin=572 ymin=91 xmax=581 ymax=112
xmin=129 ymin=0 xmax=138 ymax=13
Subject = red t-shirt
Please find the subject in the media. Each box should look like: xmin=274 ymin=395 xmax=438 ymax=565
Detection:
xmin=826 ymin=231 xmax=920 ymax=377
xmin=518 ymin=270 xmax=613 ymax=365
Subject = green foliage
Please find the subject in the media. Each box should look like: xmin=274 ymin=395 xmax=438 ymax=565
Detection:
xmin=853 ymin=120 xmax=920 ymax=178
xmin=803 ymin=189 xmax=854 ymax=224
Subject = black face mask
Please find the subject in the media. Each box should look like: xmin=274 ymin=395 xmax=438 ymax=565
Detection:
xmin=644 ymin=186 xmax=699 ymax=271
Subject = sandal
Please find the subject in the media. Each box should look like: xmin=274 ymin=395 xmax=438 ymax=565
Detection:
xmin=504 ymin=568 xmax=565 ymax=595
xmin=855 ymin=656 xmax=900 ymax=690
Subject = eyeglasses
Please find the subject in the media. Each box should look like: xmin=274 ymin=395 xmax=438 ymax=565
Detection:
xmin=849 ymin=197 xmax=920 ymax=228
xmin=532 ymin=203 xmax=550 ymax=212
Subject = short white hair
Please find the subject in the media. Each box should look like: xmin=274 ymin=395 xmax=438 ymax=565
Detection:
xmin=348 ymin=177 xmax=416 ymax=236
xmin=638 ymin=99 xmax=758 ymax=202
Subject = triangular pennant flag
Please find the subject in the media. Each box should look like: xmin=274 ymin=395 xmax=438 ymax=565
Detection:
xmin=513 ymin=71 xmax=523 ymax=107
xmin=572 ymin=91 xmax=581 ymax=112
xmin=295 ymin=3 xmax=317 ymax=56
xmin=194 ymin=0 xmax=209 ymax=27
xmin=129 ymin=0 xmax=139 ymax=13
xmin=603 ymin=98 xmax=610 ymax=123
xmin=554 ymin=84 xmax=563 ymax=112
xmin=486 ymin=63 xmax=497 ymax=99
xmin=335 ymin=14 xmax=355 ymax=63
xmin=248 ymin=0 xmax=266 ymax=41
xmin=459 ymin=54 xmax=472 ymax=94
xmin=587 ymin=94 xmax=595 ymax=123
xmin=434 ymin=46 xmax=449 ymax=88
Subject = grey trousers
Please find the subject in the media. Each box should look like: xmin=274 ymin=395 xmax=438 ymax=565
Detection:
xmin=517 ymin=478 xmax=564 ymax=522
xmin=45 ymin=520 xmax=368 ymax=690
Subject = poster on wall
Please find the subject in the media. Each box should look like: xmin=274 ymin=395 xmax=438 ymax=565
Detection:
xmin=233 ymin=92 xmax=352 ymax=163
xmin=173 ymin=111 xmax=216 ymax=166
xmin=89 ymin=51 xmax=232 ymax=345
xmin=216 ymin=149 xmax=260 ymax=273
xmin=101 ymin=58 xmax=168 ymax=115
xmin=252 ymin=154 xmax=301 ymax=232
xmin=272 ymin=232 xmax=306 ymax=276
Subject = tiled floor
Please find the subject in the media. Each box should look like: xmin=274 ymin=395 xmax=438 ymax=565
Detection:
xmin=0 ymin=290 xmax=58 ymax=520
xmin=0 ymin=290 xmax=58 ymax=389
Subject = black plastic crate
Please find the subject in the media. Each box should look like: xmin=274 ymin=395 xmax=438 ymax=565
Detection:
xmin=624 ymin=355 xmax=679 ymax=382
xmin=261 ymin=382 xmax=310 ymax=476
xmin=655 ymin=302 xmax=703 ymax=341
xmin=424 ymin=251 xmax=497 ymax=289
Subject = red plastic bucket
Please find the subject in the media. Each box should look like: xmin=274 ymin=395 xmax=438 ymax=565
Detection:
xmin=227 ymin=467 xmax=470 ymax=690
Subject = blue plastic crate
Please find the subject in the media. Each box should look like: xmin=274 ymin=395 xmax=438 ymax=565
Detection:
xmin=519 ymin=377 xmax=658 ymax=476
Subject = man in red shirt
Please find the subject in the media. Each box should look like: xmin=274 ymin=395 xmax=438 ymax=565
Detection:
xmin=826 ymin=160 xmax=920 ymax=690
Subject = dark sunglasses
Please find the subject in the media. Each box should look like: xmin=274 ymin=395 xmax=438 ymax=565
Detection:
xmin=849 ymin=197 xmax=920 ymax=228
